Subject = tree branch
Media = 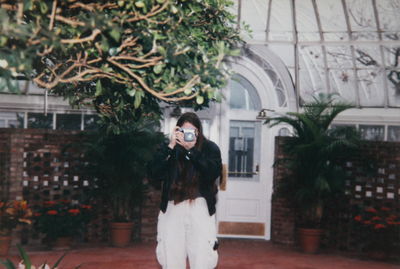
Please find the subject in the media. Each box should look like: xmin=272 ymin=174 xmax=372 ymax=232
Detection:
xmin=49 ymin=0 xmax=57 ymax=31
xmin=61 ymin=29 xmax=101 ymax=44
xmin=108 ymin=59 xmax=199 ymax=102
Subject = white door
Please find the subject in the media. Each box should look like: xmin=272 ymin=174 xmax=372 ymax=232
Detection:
xmin=217 ymin=74 xmax=268 ymax=239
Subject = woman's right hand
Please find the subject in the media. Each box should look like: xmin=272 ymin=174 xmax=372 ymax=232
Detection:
xmin=168 ymin=126 xmax=180 ymax=149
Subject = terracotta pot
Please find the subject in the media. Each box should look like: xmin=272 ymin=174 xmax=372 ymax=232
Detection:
xmin=110 ymin=222 xmax=133 ymax=247
xmin=52 ymin=236 xmax=73 ymax=250
xmin=0 ymin=235 xmax=12 ymax=256
xmin=298 ymin=228 xmax=323 ymax=254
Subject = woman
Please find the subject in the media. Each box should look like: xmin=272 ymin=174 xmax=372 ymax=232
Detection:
xmin=152 ymin=112 xmax=222 ymax=269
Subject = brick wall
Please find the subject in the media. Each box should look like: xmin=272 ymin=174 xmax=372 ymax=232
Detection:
xmin=0 ymin=129 xmax=160 ymax=244
xmin=0 ymin=130 xmax=11 ymax=200
xmin=271 ymin=136 xmax=400 ymax=251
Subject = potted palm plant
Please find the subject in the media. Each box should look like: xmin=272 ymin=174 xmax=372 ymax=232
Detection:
xmin=266 ymin=93 xmax=361 ymax=253
xmin=84 ymin=118 xmax=163 ymax=247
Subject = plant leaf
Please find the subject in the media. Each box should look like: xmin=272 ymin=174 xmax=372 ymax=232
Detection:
xmin=17 ymin=244 xmax=31 ymax=269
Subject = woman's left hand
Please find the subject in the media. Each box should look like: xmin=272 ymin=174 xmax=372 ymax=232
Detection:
xmin=176 ymin=131 xmax=196 ymax=150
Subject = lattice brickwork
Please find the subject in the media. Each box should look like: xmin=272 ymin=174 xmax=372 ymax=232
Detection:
xmin=0 ymin=129 xmax=111 ymax=245
xmin=272 ymin=137 xmax=400 ymax=252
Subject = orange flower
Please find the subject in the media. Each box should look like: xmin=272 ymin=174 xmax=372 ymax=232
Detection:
xmin=68 ymin=209 xmax=80 ymax=215
xmin=34 ymin=212 xmax=41 ymax=217
xmin=80 ymin=205 xmax=92 ymax=209
xmin=47 ymin=210 xmax=58 ymax=215
xmin=380 ymin=207 xmax=390 ymax=211
xmin=44 ymin=201 xmax=56 ymax=206
xmin=354 ymin=215 xmax=362 ymax=222
xmin=371 ymin=216 xmax=381 ymax=221
xmin=364 ymin=220 xmax=372 ymax=225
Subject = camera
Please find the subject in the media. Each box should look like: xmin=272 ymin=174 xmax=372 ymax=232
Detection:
xmin=178 ymin=128 xmax=196 ymax=142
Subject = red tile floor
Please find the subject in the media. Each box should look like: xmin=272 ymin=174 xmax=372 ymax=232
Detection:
xmin=3 ymin=239 xmax=399 ymax=269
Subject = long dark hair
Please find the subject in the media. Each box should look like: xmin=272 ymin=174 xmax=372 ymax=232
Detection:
xmin=171 ymin=112 xmax=204 ymax=203
xmin=176 ymin=112 xmax=205 ymax=149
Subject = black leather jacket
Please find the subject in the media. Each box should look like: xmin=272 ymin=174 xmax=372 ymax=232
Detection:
xmin=151 ymin=139 xmax=222 ymax=216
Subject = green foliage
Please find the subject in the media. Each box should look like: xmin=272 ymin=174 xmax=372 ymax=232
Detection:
xmin=83 ymin=118 xmax=164 ymax=222
xmin=0 ymin=0 xmax=243 ymax=130
xmin=266 ymin=93 xmax=362 ymax=227
xmin=0 ymin=244 xmax=76 ymax=269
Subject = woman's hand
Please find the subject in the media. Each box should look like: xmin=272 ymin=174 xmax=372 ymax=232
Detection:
xmin=176 ymin=131 xmax=197 ymax=150
xmin=168 ymin=126 xmax=180 ymax=149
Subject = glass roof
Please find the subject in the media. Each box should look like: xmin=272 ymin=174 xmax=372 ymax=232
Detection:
xmin=236 ymin=0 xmax=400 ymax=108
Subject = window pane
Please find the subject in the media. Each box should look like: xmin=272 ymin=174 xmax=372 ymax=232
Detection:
xmin=386 ymin=69 xmax=400 ymax=107
xmin=357 ymin=69 xmax=385 ymax=106
xmin=228 ymin=122 xmax=255 ymax=178
xmin=28 ymin=113 xmax=53 ymax=129
xmin=278 ymin=127 xmax=291 ymax=136
xmin=388 ymin=126 xmax=400 ymax=141
xmin=359 ymin=125 xmax=384 ymax=141
xmin=241 ymin=0 xmax=268 ymax=40
xmin=316 ymin=0 xmax=349 ymax=41
xmin=346 ymin=0 xmax=377 ymax=32
xmin=269 ymin=0 xmax=293 ymax=41
xmin=0 ymin=112 xmax=24 ymax=128
xmin=376 ymin=0 xmax=400 ymax=32
xmin=228 ymin=73 xmax=261 ymax=110
xmin=56 ymin=114 xmax=81 ymax=130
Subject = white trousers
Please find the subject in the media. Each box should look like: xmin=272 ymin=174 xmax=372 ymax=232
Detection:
xmin=156 ymin=197 xmax=218 ymax=269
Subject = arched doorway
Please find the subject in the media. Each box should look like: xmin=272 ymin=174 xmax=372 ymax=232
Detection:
xmin=217 ymin=52 xmax=293 ymax=239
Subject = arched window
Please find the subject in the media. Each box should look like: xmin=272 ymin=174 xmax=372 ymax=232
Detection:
xmin=229 ymin=74 xmax=261 ymax=111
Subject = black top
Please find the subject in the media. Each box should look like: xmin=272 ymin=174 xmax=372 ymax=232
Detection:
xmin=151 ymin=139 xmax=222 ymax=216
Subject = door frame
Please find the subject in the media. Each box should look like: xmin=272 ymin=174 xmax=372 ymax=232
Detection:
xmin=217 ymin=56 xmax=283 ymax=240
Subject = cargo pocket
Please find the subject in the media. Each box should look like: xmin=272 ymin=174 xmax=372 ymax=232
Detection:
xmin=207 ymin=238 xmax=219 ymax=269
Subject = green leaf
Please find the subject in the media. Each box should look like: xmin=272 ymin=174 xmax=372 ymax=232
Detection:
xmin=52 ymin=252 xmax=68 ymax=269
xmin=23 ymin=0 xmax=33 ymax=11
xmin=196 ymin=95 xmax=204 ymax=104
xmin=17 ymin=244 xmax=31 ymax=269
xmin=127 ymin=88 xmax=136 ymax=97
xmin=134 ymin=92 xmax=142 ymax=108
xmin=171 ymin=5 xmax=178 ymax=14
xmin=39 ymin=2 xmax=48 ymax=14
xmin=109 ymin=29 xmax=121 ymax=42
xmin=153 ymin=64 xmax=163 ymax=74
xmin=228 ymin=49 xmax=241 ymax=56
xmin=0 ymin=36 xmax=8 ymax=46
xmin=95 ymin=80 xmax=103 ymax=97
xmin=157 ymin=46 xmax=166 ymax=57
xmin=1 ymin=258 xmax=16 ymax=269
xmin=135 ymin=1 xmax=145 ymax=8
xmin=100 ymin=38 xmax=109 ymax=53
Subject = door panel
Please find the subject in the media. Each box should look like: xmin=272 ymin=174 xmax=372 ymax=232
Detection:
xmin=217 ymin=119 xmax=266 ymax=238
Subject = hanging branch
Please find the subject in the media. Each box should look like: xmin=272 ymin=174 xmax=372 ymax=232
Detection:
xmin=0 ymin=0 xmax=243 ymax=122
